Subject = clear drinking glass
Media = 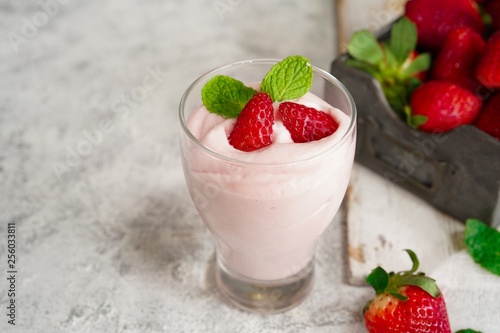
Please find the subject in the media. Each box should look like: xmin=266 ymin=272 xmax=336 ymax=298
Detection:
xmin=179 ymin=59 xmax=356 ymax=313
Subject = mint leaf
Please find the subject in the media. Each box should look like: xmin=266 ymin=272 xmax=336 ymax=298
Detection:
xmin=456 ymin=329 xmax=483 ymax=333
xmin=464 ymin=219 xmax=500 ymax=276
xmin=260 ymin=55 xmax=312 ymax=102
xmin=347 ymin=30 xmax=384 ymax=66
xmin=201 ymin=75 xmax=257 ymax=118
xmin=389 ymin=17 xmax=418 ymax=64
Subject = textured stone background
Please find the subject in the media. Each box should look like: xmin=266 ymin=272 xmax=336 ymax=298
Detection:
xmin=0 ymin=1 xmax=373 ymax=332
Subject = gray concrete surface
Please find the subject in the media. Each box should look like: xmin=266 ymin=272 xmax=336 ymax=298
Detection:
xmin=0 ymin=1 xmax=372 ymax=332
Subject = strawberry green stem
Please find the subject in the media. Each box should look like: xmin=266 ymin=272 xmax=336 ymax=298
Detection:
xmin=365 ymin=249 xmax=441 ymax=301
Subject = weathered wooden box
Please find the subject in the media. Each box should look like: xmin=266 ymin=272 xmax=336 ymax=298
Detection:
xmin=331 ymin=23 xmax=500 ymax=226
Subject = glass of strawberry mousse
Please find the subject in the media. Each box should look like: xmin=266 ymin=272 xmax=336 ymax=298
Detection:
xmin=179 ymin=59 xmax=357 ymax=313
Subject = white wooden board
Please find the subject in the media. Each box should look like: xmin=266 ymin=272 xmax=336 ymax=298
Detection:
xmin=345 ymin=164 xmax=465 ymax=285
xmin=337 ymin=0 xmax=406 ymax=51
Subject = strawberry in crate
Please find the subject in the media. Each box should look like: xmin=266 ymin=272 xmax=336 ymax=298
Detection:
xmin=405 ymin=0 xmax=484 ymax=53
xmin=346 ymin=0 xmax=500 ymax=139
xmin=346 ymin=17 xmax=431 ymax=128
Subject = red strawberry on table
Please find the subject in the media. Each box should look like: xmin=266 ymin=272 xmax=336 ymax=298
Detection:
xmin=278 ymin=102 xmax=339 ymax=143
xmin=363 ymin=249 xmax=452 ymax=333
xmin=431 ymin=27 xmax=486 ymax=94
xmin=476 ymin=31 xmax=500 ymax=88
xmin=475 ymin=93 xmax=500 ymax=140
xmin=405 ymin=0 xmax=484 ymax=53
xmin=410 ymin=81 xmax=482 ymax=132
xmin=228 ymin=92 xmax=274 ymax=152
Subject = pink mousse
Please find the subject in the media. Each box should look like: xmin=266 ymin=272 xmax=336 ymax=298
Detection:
xmin=182 ymin=91 xmax=356 ymax=280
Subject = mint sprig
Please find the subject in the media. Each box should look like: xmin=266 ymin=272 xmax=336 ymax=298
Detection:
xmin=201 ymin=75 xmax=257 ymax=118
xmin=201 ymin=56 xmax=313 ymax=118
xmin=261 ymin=55 xmax=313 ymax=102
xmin=464 ymin=219 xmax=500 ymax=276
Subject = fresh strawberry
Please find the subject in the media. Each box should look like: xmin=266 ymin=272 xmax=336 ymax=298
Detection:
xmin=431 ymin=27 xmax=486 ymax=93
xmin=410 ymin=81 xmax=482 ymax=132
xmin=347 ymin=17 xmax=431 ymax=122
xmin=363 ymin=250 xmax=451 ymax=333
xmin=405 ymin=0 xmax=484 ymax=53
xmin=474 ymin=92 xmax=500 ymax=139
xmin=278 ymin=102 xmax=338 ymax=143
xmin=485 ymin=0 xmax=500 ymax=31
xmin=476 ymin=31 xmax=500 ymax=88
xmin=228 ymin=92 xmax=274 ymax=151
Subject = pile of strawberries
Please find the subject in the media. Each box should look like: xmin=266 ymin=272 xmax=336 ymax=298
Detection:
xmin=405 ymin=0 xmax=500 ymax=139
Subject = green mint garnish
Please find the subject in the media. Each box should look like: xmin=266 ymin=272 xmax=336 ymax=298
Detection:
xmin=456 ymin=330 xmax=483 ymax=333
xmin=261 ymin=55 xmax=313 ymax=102
xmin=201 ymin=75 xmax=257 ymax=118
xmin=464 ymin=219 xmax=500 ymax=276
xmin=200 ymin=56 xmax=313 ymax=118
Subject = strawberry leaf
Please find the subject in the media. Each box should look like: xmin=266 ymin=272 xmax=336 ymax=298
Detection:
xmin=402 ymin=53 xmax=431 ymax=77
xmin=479 ymin=4 xmax=492 ymax=26
xmin=464 ymin=219 xmax=500 ymax=276
xmin=345 ymin=59 xmax=379 ymax=77
xmin=345 ymin=17 xmax=430 ymax=129
xmin=409 ymin=115 xmax=428 ymax=128
xmin=366 ymin=266 xmax=389 ymax=295
xmin=402 ymin=275 xmax=440 ymax=298
xmin=407 ymin=77 xmax=423 ymax=94
xmin=347 ymin=30 xmax=384 ymax=66
xmin=403 ymin=249 xmax=419 ymax=274
xmin=389 ymin=17 xmax=418 ymax=64
xmin=201 ymin=75 xmax=257 ymax=118
xmin=382 ymin=84 xmax=408 ymax=118
xmin=382 ymin=45 xmax=399 ymax=70
xmin=260 ymin=55 xmax=313 ymax=102
xmin=456 ymin=329 xmax=483 ymax=333
xmin=388 ymin=289 xmax=408 ymax=301
xmin=366 ymin=250 xmax=441 ymax=300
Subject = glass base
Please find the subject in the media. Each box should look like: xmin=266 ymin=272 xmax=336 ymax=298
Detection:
xmin=215 ymin=258 xmax=315 ymax=314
